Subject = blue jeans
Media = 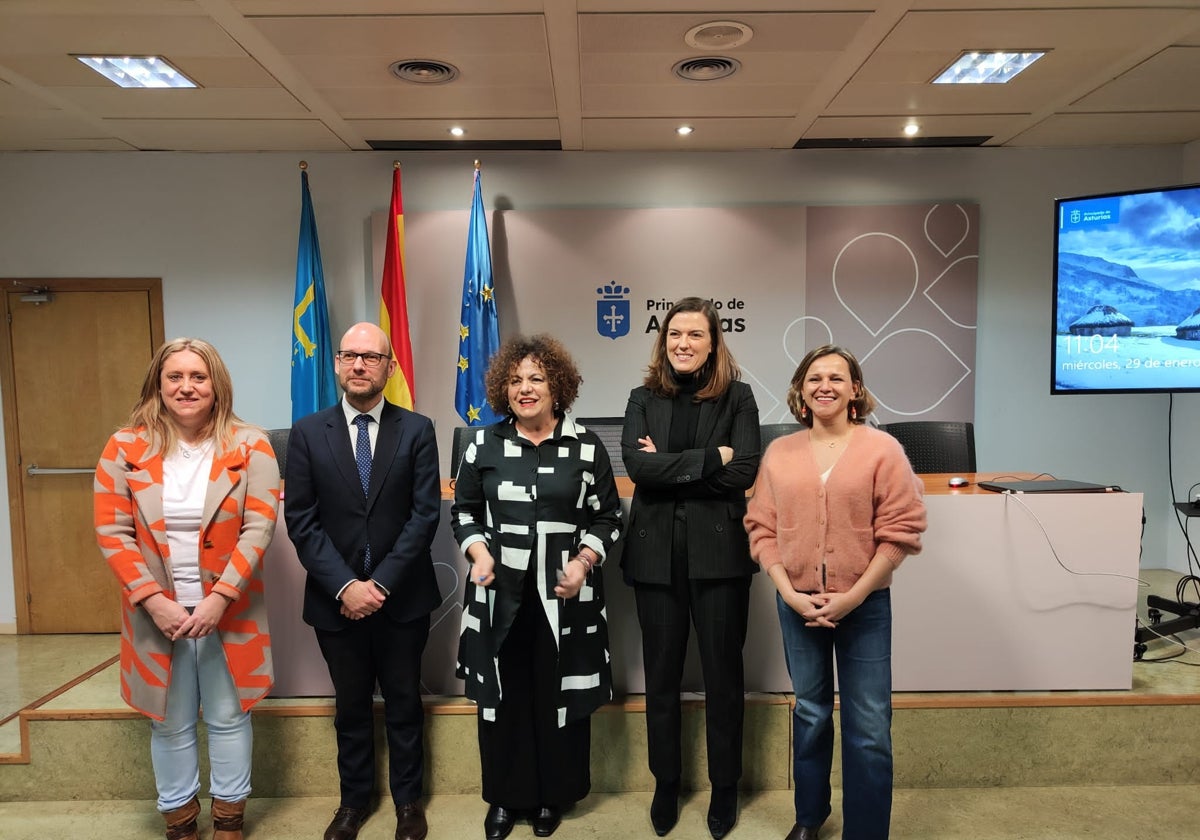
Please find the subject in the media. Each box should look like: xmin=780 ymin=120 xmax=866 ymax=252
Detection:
xmin=777 ymin=588 xmax=893 ymax=840
xmin=149 ymin=633 xmax=252 ymax=812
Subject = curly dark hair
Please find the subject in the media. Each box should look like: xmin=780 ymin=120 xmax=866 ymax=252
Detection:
xmin=484 ymin=334 xmax=582 ymax=418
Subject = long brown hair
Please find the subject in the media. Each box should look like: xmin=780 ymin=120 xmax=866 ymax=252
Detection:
xmin=643 ymin=297 xmax=740 ymax=400
xmin=126 ymin=337 xmax=243 ymax=456
xmin=786 ymin=344 xmax=876 ymax=427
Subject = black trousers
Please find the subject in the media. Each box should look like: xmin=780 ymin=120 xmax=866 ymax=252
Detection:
xmin=478 ymin=575 xmax=591 ymax=810
xmin=633 ymin=510 xmax=751 ymax=788
xmin=315 ymin=611 xmax=430 ymax=809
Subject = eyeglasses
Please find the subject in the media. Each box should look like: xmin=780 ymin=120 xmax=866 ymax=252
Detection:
xmin=335 ymin=351 xmax=390 ymax=367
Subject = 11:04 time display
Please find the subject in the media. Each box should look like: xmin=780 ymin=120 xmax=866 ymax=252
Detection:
xmin=1061 ymin=334 xmax=1121 ymax=355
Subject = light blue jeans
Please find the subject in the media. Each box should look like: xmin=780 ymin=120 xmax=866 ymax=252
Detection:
xmin=777 ymin=588 xmax=893 ymax=840
xmin=150 ymin=632 xmax=252 ymax=812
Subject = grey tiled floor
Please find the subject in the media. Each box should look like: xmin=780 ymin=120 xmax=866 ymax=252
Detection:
xmin=3 ymin=786 xmax=1200 ymax=839
xmin=2 ymin=569 xmax=1199 ymax=838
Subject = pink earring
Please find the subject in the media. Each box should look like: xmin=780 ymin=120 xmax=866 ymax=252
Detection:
xmin=800 ymin=404 xmax=808 ymax=418
xmin=851 ymin=405 xmax=858 ymax=420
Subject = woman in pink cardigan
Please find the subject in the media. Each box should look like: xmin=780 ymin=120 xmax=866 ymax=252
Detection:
xmin=744 ymin=345 xmax=925 ymax=840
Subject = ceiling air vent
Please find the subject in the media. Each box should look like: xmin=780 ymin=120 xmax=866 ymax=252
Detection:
xmin=684 ymin=21 xmax=753 ymax=50
xmin=389 ymin=59 xmax=459 ymax=84
xmin=672 ymin=56 xmax=740 ymax=82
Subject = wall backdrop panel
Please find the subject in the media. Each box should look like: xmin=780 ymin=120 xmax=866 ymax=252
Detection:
xmin=0 ymin=148 xmax=1190 ymax=630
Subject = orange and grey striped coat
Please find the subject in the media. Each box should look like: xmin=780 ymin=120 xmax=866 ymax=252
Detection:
xmin=93 ymin=425 xmax=280 ymax=720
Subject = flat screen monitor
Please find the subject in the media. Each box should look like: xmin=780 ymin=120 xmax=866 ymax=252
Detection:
xmin=1052 ymin=182 xmax=1200 ymax=394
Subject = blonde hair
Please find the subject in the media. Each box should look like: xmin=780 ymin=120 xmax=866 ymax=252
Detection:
xmin=126 ymin=338 xmax=243 ymax=456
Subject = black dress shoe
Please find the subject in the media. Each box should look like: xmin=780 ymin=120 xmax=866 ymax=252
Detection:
xmin=484 ymin=804 xmax=516 ymax=840
xmin=395 ymin=801 xmax=428 ymax=840
xmin=784 ymin=823 xmax=821 ymax=840
xmin=650 ymin=779 xmax=680 ymax=836
xmin=706 ymin=785 xmax=737 ymax=839
xmin=324 ymin=806 xmax=369 ymax=840
xmin=531 ymin=806 xmax=561 ymax=837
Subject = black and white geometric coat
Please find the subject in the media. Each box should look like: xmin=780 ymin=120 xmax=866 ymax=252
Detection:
xmin=451 ymin=415 xmax=624 ymax=726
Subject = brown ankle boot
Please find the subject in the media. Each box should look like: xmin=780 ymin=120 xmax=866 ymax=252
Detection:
xmin=212 ymin=797 xmax=246 ymax=840
xmin=163 ymin=796 xmax=200 ymax=840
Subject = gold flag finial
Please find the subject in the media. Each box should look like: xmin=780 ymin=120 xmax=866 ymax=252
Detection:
xmin=393 ymin=160 xmax=401 ymax=170
xmin=299 ymin=160 xmax=308 ymax=170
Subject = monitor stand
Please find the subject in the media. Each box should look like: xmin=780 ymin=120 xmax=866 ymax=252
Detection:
xmin=1134 ymin=531 xmax=1200 ymax=659
xmin=1134 ymin=595 xmax=1200 ymax=659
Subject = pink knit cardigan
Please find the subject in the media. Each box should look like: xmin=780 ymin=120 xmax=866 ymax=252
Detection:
xmin=744 ymin=425 xmax=926 ymax=593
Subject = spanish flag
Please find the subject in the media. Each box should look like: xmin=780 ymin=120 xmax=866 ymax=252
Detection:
xmin=380 ymin=163 xmax=415 ymax=409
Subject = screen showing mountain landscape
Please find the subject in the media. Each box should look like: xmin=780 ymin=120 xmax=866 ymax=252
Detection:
xmin=1052 ymin=183 xmax=1200 ymax=394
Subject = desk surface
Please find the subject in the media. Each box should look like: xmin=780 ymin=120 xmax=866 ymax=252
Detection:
xmin=438 ymin=472 xmax=1042 ymax=501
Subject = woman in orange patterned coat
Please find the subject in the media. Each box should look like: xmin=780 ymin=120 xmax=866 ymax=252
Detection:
xmin=94 ymin=338 xmax=280 ymax=840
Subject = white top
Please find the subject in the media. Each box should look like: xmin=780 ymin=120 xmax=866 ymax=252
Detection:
xmin=162 ymin=438 xmax=215 ymax=607
xmin=340 ymin=396 xmax=383 ymax=456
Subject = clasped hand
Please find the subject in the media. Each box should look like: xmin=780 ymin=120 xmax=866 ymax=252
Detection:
xmin=340 ymin=579 xmax=386 ymax=620
xmin=791 ymin=590 xmax=862 ymax=628
xmin=143 ymin=592 xmax=228 ymax=640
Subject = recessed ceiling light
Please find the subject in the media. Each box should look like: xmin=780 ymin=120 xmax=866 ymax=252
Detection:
xmin=449 ymin=126 xmax=466 ymax=137
xmin=903 ymin=123 xmax=920 ymax=137
xmin=932 ymin=51 xmax=1046 ymax=84
xmin=677 ymin=125 xmax=694 ymax=136
xmin=75 ymin=55 xmax=197 ymax=88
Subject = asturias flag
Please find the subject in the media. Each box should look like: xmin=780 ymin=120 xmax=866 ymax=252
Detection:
xmin=380 ymin=164 xmax=416 ymax=410
xmin=455 ymin=165 xmax=502 ymax=426
xmin=291 ymin=168 xmax=337 ymax=423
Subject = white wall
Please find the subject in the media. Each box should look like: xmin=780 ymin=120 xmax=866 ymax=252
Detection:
xmin=0 ymin=146 xmax=1195 ymax=629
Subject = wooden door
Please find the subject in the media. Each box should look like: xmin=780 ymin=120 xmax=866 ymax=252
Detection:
xmin=1 ymin=280 xmax=163 ymax=633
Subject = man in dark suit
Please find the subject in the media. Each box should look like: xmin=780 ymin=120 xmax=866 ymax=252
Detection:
xmin=285 ymin=322 xmax=441 ymax=840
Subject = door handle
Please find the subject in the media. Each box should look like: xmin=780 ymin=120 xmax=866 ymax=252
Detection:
xmin=26 ymin=464 xmax=94 ymax=476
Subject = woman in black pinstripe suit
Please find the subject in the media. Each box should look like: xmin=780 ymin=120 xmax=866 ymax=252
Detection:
xmin=620 ymin=298 xmax=761 ymax=839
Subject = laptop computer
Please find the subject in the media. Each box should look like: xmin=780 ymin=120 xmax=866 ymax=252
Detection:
xmin=977 ymin=479 xmax=1121 ymax=494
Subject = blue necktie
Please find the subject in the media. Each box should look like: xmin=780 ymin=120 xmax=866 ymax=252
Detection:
xmin=354 ymin=414 xmax=373 ymax=573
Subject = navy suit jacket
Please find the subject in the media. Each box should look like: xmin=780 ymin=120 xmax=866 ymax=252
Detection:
xmin=620 ymin=380 xmax=761 ymax=584
xmin=284 ymin=400 xmax=442 ymax=632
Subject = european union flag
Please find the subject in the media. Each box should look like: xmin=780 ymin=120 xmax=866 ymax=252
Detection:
xmin=291 ymin=169 xmax=337 ymax=423
xmin=455 ymin=166 xmax=502 ymax=426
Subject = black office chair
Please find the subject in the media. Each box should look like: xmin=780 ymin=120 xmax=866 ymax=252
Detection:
xmin=760 ymin=422 xmax=803 ymax=452
xmin=267 ymin=428 xmax=290 ymax=475
xmin=450 ymin=425 xmax=480 ymax=480
xmin=878 ymin=421 xmax=976 ymax=474
xmin=574 ymin=416 xmax=627 ymax=477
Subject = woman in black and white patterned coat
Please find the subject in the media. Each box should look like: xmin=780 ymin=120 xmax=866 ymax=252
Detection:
xmin=452 ymin=334 xmax=623 ymax=840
